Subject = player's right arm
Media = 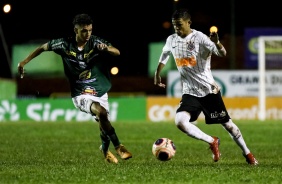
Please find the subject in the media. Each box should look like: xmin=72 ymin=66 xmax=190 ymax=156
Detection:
xmin=154 ymin=35 xmax=174 ymax=88
xmin=154 ymin=49 xmax=171 ymax=88
xmin=209 ymin=32 xmax=226 ymax=57
xmin=154 ymin=62 xmax=166 ymax=88
xmin=154 ymin=36 xmax=172 ymax=88
xmin=17 ymin=43 xmax=48 ymax=78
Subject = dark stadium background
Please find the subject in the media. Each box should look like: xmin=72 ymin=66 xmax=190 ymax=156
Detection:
xmin=0 ymin=0 xmax=280 ymax=97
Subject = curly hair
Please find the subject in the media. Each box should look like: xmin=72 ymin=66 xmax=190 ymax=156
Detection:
xmin=72 ymin=14 xmax=93 ymax=26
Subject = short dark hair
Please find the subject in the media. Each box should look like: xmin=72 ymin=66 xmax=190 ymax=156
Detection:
xmin=172 ymin=9 xmax=191 ymax=21
xmin=72 ymin=14 xmax=93 ymax=26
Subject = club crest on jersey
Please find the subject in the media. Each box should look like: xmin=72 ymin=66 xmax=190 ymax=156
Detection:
xmin=81 ymin=86 xmax=98 ymax=96
xmin=77 ymin=53 xmax=83 ymax=60
xmin=187 ymin=42 xmax=195 ymax=51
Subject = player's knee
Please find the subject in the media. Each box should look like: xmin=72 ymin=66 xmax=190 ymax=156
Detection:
xmin=93 ymin=104 xmax=108 ymax=122
xmin=175 ymin=111 xmax=191 ymax=126
xmin=223 ymin=119 xmax=241 ymax=139
xmin=98 ymin=108 xmax=108 ymax=119
xmin=175 ymin=113 xmax=181 ymax=126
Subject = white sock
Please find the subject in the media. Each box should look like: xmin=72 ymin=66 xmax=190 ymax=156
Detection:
xmin=222 ymin=119 xmax=251 ymax=155
xmin=175 ymin=111 xmax=213 ymax=143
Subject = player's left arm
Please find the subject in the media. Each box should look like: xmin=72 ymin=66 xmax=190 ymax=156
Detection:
xmin=209 ymin=32 xmax=227 ymax=57
xmin=97 ymin=43 xmax=120 ymax=56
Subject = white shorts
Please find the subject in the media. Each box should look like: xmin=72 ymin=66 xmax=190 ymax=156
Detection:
xmin=72 ymin=93 xmax=109 ymax=115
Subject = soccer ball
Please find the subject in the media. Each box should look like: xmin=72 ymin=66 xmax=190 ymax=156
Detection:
xmin=152 ymin=138 xmax=176 ymax=161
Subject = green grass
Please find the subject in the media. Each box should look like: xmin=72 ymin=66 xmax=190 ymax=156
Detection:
xmin=0 ymin=120 xmax=282 ymax=184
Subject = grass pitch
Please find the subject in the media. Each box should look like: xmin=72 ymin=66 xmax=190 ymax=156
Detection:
xmin=0 ymin=120 xmax=281 ymax=184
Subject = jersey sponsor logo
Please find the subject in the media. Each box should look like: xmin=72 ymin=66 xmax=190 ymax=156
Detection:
xmin=210 ymin=111 xmax=227 ymax=119
xmin=66 ymin=49 xmax=98 ymax=64
xmin=79 ymin=61 xmax=87 ymax=69
xmin=51 ymin=42 xmax=64 ymax=50
xmin=80 ymin=86 xmax=98 ymax=96
xmin=84 ymin=50 xmax=94 ymax=58
xmin=175 ymin=56 xmax=196 ymax=67
xmin=79 ymin=70 xmax=91 ymax=80
xmin=66 ymin=51 xmax=77 ymax=57
xmin=66 ymin=49 xmax=95 ymax=59
xmin=76 ymin=78 xmax=96 ymax=84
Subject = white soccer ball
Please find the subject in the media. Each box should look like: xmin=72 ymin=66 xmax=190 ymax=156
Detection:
xmin=152 ymin=138 xmax=176 ymax=161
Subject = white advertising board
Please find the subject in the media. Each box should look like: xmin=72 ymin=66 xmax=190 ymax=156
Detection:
xmin=167 ymin=70 xmax=282 ymax=97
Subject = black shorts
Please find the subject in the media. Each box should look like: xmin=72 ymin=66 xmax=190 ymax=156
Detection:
xmin=176 ymin=92 xmax=230 ymax=124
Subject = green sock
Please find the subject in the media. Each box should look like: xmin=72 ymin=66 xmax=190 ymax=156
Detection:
xmin=105 ymin=127 xmax=121 ymax=148
xmin=100 ymin=131 xmax=110 ymax=153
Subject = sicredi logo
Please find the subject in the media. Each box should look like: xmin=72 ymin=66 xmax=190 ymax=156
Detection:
xmin=26 ymin=103 xmax=93 ymax=121
xmin=0 ymin=100 xmax=118 ymax=122
xmin=0 ymin=100 xmax=20 ymax=121
xmin=25 ymin=102 xmax=118 ymax=122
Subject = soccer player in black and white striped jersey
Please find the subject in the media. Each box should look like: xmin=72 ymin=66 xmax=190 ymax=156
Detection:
xmin=154 ymin=9 xmax=258 ymax=165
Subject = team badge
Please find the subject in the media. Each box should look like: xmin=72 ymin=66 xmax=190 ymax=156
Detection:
xmin=187 ymin=42 xmax=195 ymax=51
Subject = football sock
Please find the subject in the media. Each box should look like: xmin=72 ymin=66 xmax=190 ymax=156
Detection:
xmin=222 ymin=119 xmax=251 ymax=154
xmin=100 ymin=130 xmax=110 ymax=153
xmin=105 ymin=127 xmax=121 ymax=147
xmin=234 ymin=136 xmax=251 ymax=155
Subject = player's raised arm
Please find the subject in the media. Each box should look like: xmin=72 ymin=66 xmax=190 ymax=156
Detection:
xmin=17 ymin=43 xmax=48 ymax=78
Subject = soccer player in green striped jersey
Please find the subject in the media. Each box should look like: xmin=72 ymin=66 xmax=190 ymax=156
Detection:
xmin=17 ymin=14 xmax=132 ymax=164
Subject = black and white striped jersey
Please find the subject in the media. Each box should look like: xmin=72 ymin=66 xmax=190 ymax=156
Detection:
xmin=159 ymin=29 xmax=226 ymax=97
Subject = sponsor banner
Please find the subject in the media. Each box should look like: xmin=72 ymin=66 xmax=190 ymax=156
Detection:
xmin=0 ymin=97 xmax=146 ymax=122
xmin=147 ymin=97 xmax=180 ymax=122
xmin=12 ymin=43 xmax=64 ymax=77
xmin=244 ymin=28 xmax=282 ymax=68
xmin=167 ymin=70 xmax=282 ymax=97
xmin=2 ymin=96 xmax=282 ymax=122
xmin=147 ymin=97 xmax=282 ymax=121
xmin=147 ymin=97 xmax=203 ymax=122
xmin=0 ymin=79 xmax=16 ymax=99
xmin=148 ymin=42 xmax=176 ymax=77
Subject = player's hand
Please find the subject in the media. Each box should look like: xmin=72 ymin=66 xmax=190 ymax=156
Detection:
xmin=210 ymin=32 xmax=219 ymax=44
xmin=154 ymin=74 xmax=166 ymax=88
xmin=17 ymin=62 xmax=25 ymax=79
xmin=97 ymin=43 xmax=108 ymax=51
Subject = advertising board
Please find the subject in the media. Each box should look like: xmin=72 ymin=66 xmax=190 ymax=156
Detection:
xmin=167 ymin=70 xmax=282 ymax=97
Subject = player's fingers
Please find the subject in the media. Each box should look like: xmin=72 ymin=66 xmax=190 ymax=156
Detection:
xmin=158 ymin=83 xmax=166 ymax=88
xmin=17 ymin=65 xmax=25 ymax=78
xmin=19 ymin=69 xmax=24 ymax=78
xmin=210 ymin=32 xmax=216 ymax=37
